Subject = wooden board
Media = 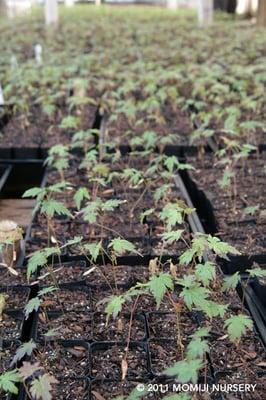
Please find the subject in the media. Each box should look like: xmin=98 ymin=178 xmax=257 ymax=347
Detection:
xmin=0 ymin=199 xmax=35 ymax=229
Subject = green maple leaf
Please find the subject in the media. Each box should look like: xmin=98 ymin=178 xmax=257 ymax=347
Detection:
xmin=187 ymin=338 xmax=209 ymax=360
xmin=24 ymin=297 xmax=42 ymax=319
xmin=195 ymin=261 xmax=216 ymax=287
xmin=12 ymin=340 xmax=36 ymax=365
xmin=179 ymin=234 xmax=207 ymax=264
xmin=207 ymin=235 xmax=240 ymax=258
xmin=165 ymin=359 xmax=203 ymax=383
xmin=148 ymin=273 xmax=174 ymax=308
xmin=244 ymin=205 xmax=259 ymax=216
xmin=181 ymin=284 xmax=209 ymax=310
xmin=164 ymin=156 xmax=179 ymax=173
xmin=27 ymin=251 xmax=48 ymax=280
xmin=0 ymin=370 xmax=20 ymax=395
xmin=224 ymin=315 xmax=253 ymax=342
xmin=83 ymin=241 xmax=102 ymax=262
xmin=82 ymin=201 xmax=100 ymax=223
xmin=59 ymin=115 xmax=80 ymax=129
xmin=222 ymin=272 xmax=240 ymax=292
xmin=101 ymin=199 xmax=124 ymax=211
xmin=41 ymin=199 xmax=72 ymax=218
xmin=247 ymin=267 xmax=266 ymax=279
xmin=109 ymin=238 xmax=137 ymax=256
xmin=38 ymin=286 xmax=58 ymax=297
xmin=179 ymin=248 xmax=195 ymax=265
xmin=140 ymin=208 xmax=155 ymax=224
xmin=63 ymin=236 xmax=83 ymax=248
xmin=22 ymin=187 xmax=44 ymax=199
xmin=200 ymin=299 xmax=228 ymax=318
xmin=161 ymin=229 xmax=184 ymax=244
xmin=27 ymin=248 xmax=60 ymax=280
xmin=154 ymin=184 xmax=172 ymax=203
xmin=74 ymin=187 xmax=90 ymax=210
xmin=105 ymin=295 xmax=125 ymax=319
xmin=192 ymin=327 xmax=210 ymax=339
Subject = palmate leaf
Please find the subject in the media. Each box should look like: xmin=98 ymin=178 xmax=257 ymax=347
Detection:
xmin=101 ymin=199 xmax=125 ymax=212
xmin=12 ymin=340 xmax=36 ymax=365
xmin=105 ymin=295 xmax=125 ymax=319
xmin=192 ymin=326 xmax=210 ymax=339
xmin=38 ymin=286 xmax=58 ymax=297
xmin=165 ymin=359 xmax=203 ymax=383
xmin=153 ymin=184 xmax=172 ymax=203
xmin=195 ymin=261 xmax=216 ymax=287
xmin=22 ymin=187 xmax=44 ymax=199
xmin=82 ymin=201 xmax=100 ymax=224
xmin=148 ymin=273 xmax=174 ymax=309
xmin=200 ymin=300 xmax=228 ymax=319
xmin=243 ymin=205 xmax=259 ymax=216
xmin=0 ymin=370 xmax=20 ymax=395
xmin=160 ymin=203 xmax=186 ymax=229
xmin=109 ymin=238 xmax=137 ymax=256
xmin=161 ymin=229 xmax=184 ymax=244
xmin=164 ymin=156 xmax=179 ymax=173
xmin=187 ymin=338 xmax=209 ymax=360
xmin=207 ymin=235 xmax=240 ymax=258
xmin=224 ymin=315 xmax=253 ymax=342
xmin=180 ymin=284 xmax=210 ymax=310
xmin=40 ymin=199 xmax=72 ymax=218
xmin=27 ymin=247 xmax=60 ymax=280
xmin=62 ymin=236 xmax=83 ymax=249
xmin=140 ymin=208 xmax=155 ymax=224
xmin=24 ymin=297 xmax=42 ymax=319
xmin=74 ymin=187 xmax=90 ymax=210
xmin=247 ymin=267 xmax=266 ymax=278
xmin=30 ymin=374 xmax=58 ymax=400
xmin=179 ymin=235 xmax=207 ymax=265
xmin=59 ymin=115 xmax=80 ymax=129
xmin=27 ymin=251 xmax=48 ymax=280
xmin=83 ymin=241 xmax=102 ymax=262
xmin=222 ymin=272 xmax=240 ymax=292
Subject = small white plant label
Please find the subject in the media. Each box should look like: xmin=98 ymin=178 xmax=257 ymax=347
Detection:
xmin=11 ymin=55 xmax=18 ymax=71
xmin=0 ymin=83 xmax=4 ymax=105
xmin=34 ymin=44 xmax=43 ymax=65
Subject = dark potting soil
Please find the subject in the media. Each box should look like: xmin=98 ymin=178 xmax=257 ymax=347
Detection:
xmin=105 ymin=104 xmax=193 ymax=147
xmin=0 ymin=286 xmax=30 ymax=310
xmin=215 ymin=370 xmax=266 ymax=400
xmin=51 ymin=378 xmax=89 ymax=400
xmin=37 ymin=311 xmax=93 ymax=341
xmin=91 ymin=286 xmax=177 ymax=314
xmin=147 ymin=311 xmax=199 ymax=340
xmin=0 ymin=267 xmax=27 ymax=286
xmin=91 ymin=343 xmax=148 ymax=380
xmin=187 ymin=153 xmax=266 ymax=255
xmin=37 ymin=261 xmax=87 ymax=286
xmin=33 ymin=342 xmax=89 ymax=378
xmin=92 ymin=313 xmax=146 ymax=342
xmin=41 ymin=286 xmax=91 ymax=312
xmin=0 ymin=342 xmax=19 ymax=374
xmin=86 ymin=264 xmax=149 ymax=287
xmin=0 ymin=312 xmax=22 ymax=340
xmin=0 ymin=103 xmax=97 ymax=148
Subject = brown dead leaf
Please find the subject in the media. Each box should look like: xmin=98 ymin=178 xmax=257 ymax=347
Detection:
xmin=91 ymin=391 xmax=106 ymax=400
xmin=117 ymin=318 xmax=123 ymax=332
xmin=256 ymin=361 xmax=266 ymax=367
xmin=121 ymin=358 xmax=128 ymax=380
